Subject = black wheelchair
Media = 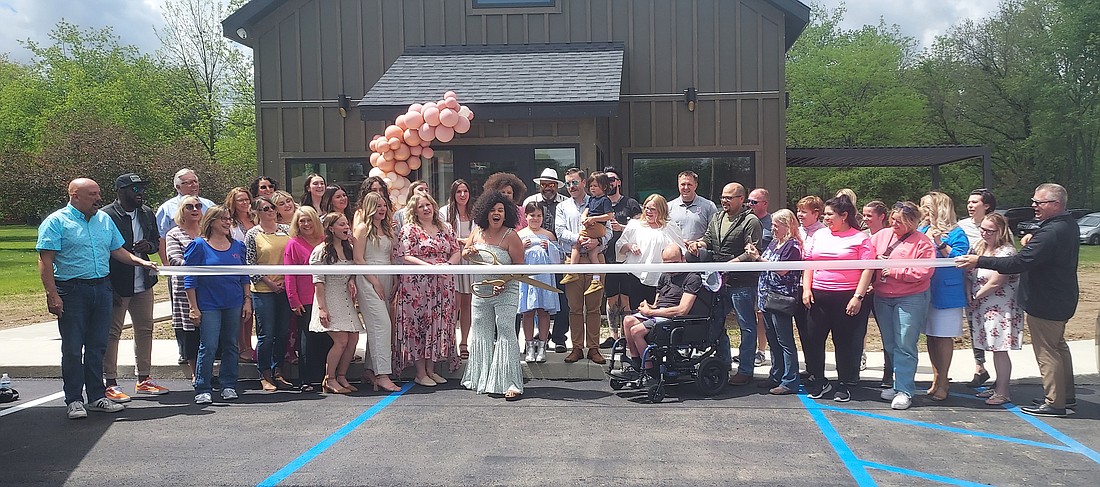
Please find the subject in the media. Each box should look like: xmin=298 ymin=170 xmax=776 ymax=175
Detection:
xmin=605 ymin=276 xmax=730 ymax=403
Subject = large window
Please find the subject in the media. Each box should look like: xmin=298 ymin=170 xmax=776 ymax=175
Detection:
xmin=472 ymin=0 xmax=554 ymax=7
xmin=630 ymin=154 xmax=755 ymax=204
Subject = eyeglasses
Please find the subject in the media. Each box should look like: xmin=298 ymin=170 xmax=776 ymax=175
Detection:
xmin=979 ymin=227 xmax=997 ymax=234
xmin=566 ymin=180 xmax=581 ymax=187
xmin=183 ymin=203 xmax=202 ymax=211
xmin=607 ymin=176 xmax=620 ymax=182
xmin=719 ymin=194 xmax=744 ymax=201
xmin=258 ymin=184 xmax=273 ymax=190
xmin=893 ymin=202 xmax=918 ymax=216
xmin=260 ymin=206 xmax=276 ymax=212
xmin=179 ymin=179 xmax=198 ymax=186
xmin=1031 ymin=199 xmax=1057 ymax=206
xmin=127 ymin=186 xmax=146 ymax=194
xmin=539 ymin=182 xmax=558 ymax=188
xmin=218 ymin=216 xmax=233 ymax=222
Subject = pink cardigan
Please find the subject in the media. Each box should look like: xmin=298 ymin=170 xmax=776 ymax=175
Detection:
xmin=283 ymin=236 xmax=318 ymax=308
xmin=869 ymin=229 xmax=935 ymax=298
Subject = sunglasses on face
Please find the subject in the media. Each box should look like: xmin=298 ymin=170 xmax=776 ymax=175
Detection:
xmin=746 ymin=199 xmax=758 ymax=205
xmin=259 ymin=184 xmax=273 ymax=190
xmin=566 ymin=180 xmax=581 ymax=187
xmin=183 ymin=203 xmax=202 ymax=211
xmin=607 ymin=176 xmax=620 ymax=182
xmin=260 ymin=206 xmax=276 ymax=212
xmin=127 ymin=186 xmax=146 ymax=194
xmin=893 ymin=203 xmax=917 ymax=216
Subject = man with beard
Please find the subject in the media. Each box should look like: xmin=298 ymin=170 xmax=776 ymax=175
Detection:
xmin=556 ymin=168 xmax=611 ymax=363
xmin=600 ymin=166 xmax=642 ymax=348
xmin=523 ymin=168 xmax=571 ymax=352
xmin=37 ymin=178 xmax=158 ymax=419
xmin=100 ymin=174 xmax=169 ymax=403
xmin=688 ymin=182 xmax=762 ymax=385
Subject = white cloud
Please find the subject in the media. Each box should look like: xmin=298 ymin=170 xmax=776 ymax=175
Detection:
xmin=813 ymin=0 xmax=1000 ymax=50
xmin=0 ymin=0 xmax=166 ymax=63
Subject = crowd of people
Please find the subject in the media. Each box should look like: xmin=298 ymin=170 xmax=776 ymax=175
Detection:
xmin=35 ymin=167 xmax=1080 ymax=419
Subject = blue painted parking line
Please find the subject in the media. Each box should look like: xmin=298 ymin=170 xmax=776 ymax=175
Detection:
xmin=861 ymin=460 xmax=990 ymax=487
xmin=954 ymin=391 xmax=1100 ymax=465
xmin=797 ymin=393 xmax=878 ymax=486
xmin=257 ymin=382 xmax=414 ymax=487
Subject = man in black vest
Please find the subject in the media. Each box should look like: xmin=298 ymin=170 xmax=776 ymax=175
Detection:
xmin=101 ymin=173 xmax=168 ymax=401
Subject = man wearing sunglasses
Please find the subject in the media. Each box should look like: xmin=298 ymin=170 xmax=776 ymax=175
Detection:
xmin=957 ymin=183 xmax=1079 ymax=418
xmin=101 ymin=173 xmax=168 ymax=402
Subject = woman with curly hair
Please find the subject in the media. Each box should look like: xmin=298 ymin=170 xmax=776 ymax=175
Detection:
xmin=460 ymin=191 xmax=527 ymax=400
xmin=483 ymin=172 xmax=528 ymax=230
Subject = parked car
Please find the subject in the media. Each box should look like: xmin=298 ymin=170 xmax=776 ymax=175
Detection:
xmin=1017 ymin=208 xmax=1094 ymax=238
xmin=996 ymin=207 xmax=1036 ymax=237
xmin=1079 ymin=212 xmax=1100 ymax=245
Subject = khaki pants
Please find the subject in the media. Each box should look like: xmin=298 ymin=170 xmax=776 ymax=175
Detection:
xmin=1027 ymin=314 xmax=1076 ymax=408
xmin=565 ymin=254 xmax=604 ymax=351
xmin=104 ymin=289 xmax=155 ymax=379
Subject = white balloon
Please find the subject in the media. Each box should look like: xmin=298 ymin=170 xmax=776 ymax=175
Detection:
xmin=368 ymin=167 xmax=385 ymax=178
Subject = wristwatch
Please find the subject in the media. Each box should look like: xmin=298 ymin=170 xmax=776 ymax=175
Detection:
xmin=854 ymin=294 xmax=865 ymax=301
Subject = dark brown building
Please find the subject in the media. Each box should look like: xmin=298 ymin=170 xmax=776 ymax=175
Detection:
xmin=224 ymin=0 xmax=809 ymax=205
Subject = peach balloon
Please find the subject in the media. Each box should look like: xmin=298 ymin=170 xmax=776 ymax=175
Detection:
xmin=380 ymin=158 xmax=395 ymax=172
xmin=368 ymin=167 xmax=385 ymax=178
xmin=395 ymin=143 xmax=411 ymax=161
xmin=420 ymin=140 xmax=431 ymax=148
xmin=439 ymin=108 xmax=459 ymax=127
xmin=445 ymin=97 xmax=459 ymax=110
xmin=409 ymin=103 xmax=424 ymax=112
xmin=458 ymin=106 xmax=472 ymax=119
xmin=369 ymin=152 xmax=381 ymax=167
xmin=464 ymin=108 xmax=474 ymax=121
xmin=382 ymin=150 xmax=395 ymax=162
xmin=405 ymin=111 xmax=424 ymax=128
xmin=407 ymin=156 xmax=422 ymax=170
xmin=419 ymin=123 xmax=436 ymax=142
xmin=385 ymin=137 xmax=398 ymax=150
xmin=385 ymin=125 xmax=402 ymax=139
xmin=395 ymin=114 xmax=408 ymax=130
xmin=394 ymin=160 xmax=410 ymax=177
xmin=423 ymin=101 xmax=437 ymax=110
xmin=368 ymin=139 xmax=378 ymax=152
xmin=423 ymin=106 xmax=441 ymax=126
xmin=422 ymin=147 xmax=435 ymax=159
xmin=454 ymin=115 xmax=471 ymax=134
xmin=409 ymin=145 xmax=422 ymax=156
xmin=384 ymin=171 xmax=398 ymax=183
xmin=403 ymin=128 xmax=422 ymax=146
xmin=435 ymin=125 xmax=455 ymax=143
xmin=444 ymin=90 xmax=457 ymax=99
xmin=390 ymin=176 xmax=405 ymax=189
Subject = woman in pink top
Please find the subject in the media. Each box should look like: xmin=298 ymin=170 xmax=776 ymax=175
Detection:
xmin=870 ymin=202 xmax=935 ymax=410
xmin=801 ymin=195 xmax=874 ymax=402
xmin=283 ymin=206 xmax=329 ymax=392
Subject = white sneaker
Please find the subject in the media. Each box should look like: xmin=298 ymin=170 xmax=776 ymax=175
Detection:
xmin=535 ymin=340 xmax=547 ymax=363
xmin=881 ymin=389 xmax=898 ymax=401
xmin=891 ymin=393 xmax=912 ymax=410
xmin=221 ymin=388 xmax=238 ymax=401
xmin=67 ymin=401 xmax=88 ymax=419
xmin=195 ymin=393 xmax=213 ymax=404
xmin=525 ymin=340 xmax=537 ymax=363
xmin=88 ymin=397 xmax=125 ymax=413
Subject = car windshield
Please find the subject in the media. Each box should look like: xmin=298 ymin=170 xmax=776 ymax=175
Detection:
xmin=1079 ymin=215 xmax=1100 ymax=227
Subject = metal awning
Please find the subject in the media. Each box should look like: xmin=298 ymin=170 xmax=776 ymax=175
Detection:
xmin=786 ymin=145 xmax=992 ymax=188
xmin=358 ymin=42 xmax=624 ymax=121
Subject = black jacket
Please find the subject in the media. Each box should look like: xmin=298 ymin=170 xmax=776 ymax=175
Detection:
xmin=102 ymin=200 xmax=159 ymax=297
xmin=701 ymin=206 xmax=763 ymax=288
xmin=977 ymin=212 xmax=1078 ymax=321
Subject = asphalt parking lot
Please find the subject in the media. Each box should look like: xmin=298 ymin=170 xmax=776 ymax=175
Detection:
xmin=1 ymin=377 xmax=1098 ymax=486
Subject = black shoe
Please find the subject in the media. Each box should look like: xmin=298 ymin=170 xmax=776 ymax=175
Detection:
xmin=808 ymin=381 xmax=833 ymax=400
xmin=880 ymin=381 xmax=894 ymax=389
xmin=177 ymin=355 xmax=188 ymax=365
xmin=1020 ymin=404 xmax=1067 ymax=418
xmin=554 ymin=343 xmax=567 ymax=353
xmin=799 ymin=370 xmax=811 ymax=379
xmin=833 ymin=386 xmax=851 ymax=403
xmin=965 ymin=371 xmax=991 ymax=388
xmin=732 ymin=356 xmax=740 ymax=364
xmin=1032 ymin=398 xmax=1077 ymax=409
xmin=756 ymin=380 xmax=780 ymax=389
xmin=599 ymin=337 xmax=615 ymax=349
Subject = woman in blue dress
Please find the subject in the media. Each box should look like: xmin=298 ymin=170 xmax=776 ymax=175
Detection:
xmin=517 ymin=201 xmax=560 ymax=363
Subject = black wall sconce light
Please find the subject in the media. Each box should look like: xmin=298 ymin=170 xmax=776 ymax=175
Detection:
xmin=683 ymin=87 xmax=697 ymax=112
xmin=338 ymin=94 xmax=351 ymax=118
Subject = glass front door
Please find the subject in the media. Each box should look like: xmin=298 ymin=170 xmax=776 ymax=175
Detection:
xmin=453 ymin=146 xmax=577 ymax=200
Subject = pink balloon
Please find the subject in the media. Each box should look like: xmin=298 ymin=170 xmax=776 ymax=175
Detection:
xmin=395 ymin=143 xmax=411 ymax=161
xmin=409 ymin=103 xmax=424 ymax=112
xmin=405 ymin=111 xmax=424 ymax=128
xmin=382 ymin=150 xmax=395 ymax=163
xmin=439 ymin=108 xmax=459 ymax=127
xmin=385 ymin=125 xmax=402 ymax=139
xmin=444 ymin=91 xmax=457 ymax=99
xmin=445 ymin=97 xmax=459 ymax=110
xmin=458 ymin=106 xmax=472 ymax=119
xmin=403 ymin=128 xmax=422 ymax=146
xmin=420 ymin=140 xmax=431 ymax=148
xmin=368 ymin=139 xmax=379 ymax=152
xmin=388 ymin=137 xmax=401 ymax=150
xmin=418 ymin=123 xmax=436 ymax=142
xmin=409 ymin=145 xmax=422 ymax=156
xmin=407 ymin=156 xmax=422 ymax=170
xmin=423 ymin=106 xmax=441 ymax=126
xmin=422 ymin=147 xmax=435 ymax=159
xmin=454 ymin=115 xmax=471 ymax=134
xmin=395 ymin=114 xmax=408 ymax=130
xmin=394 ymin=160 xmax=410 ymax=177
xmin=423 ymin=101 xmax=437 ymax=110
xmin=380 ymin=157 xmax=395 ymax=171
xmin=464 ymin=108 xmax=474 ymax=121
xmin=369 ymin=152 xmax=381 ymax=167
xmin=435 ymin=125 xmax=454 ymax=143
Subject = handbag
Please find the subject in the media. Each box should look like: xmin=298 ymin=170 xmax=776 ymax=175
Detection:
xmin=763 ymin=292 xmax=800 ymax=316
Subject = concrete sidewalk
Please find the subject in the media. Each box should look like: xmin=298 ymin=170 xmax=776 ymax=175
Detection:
xmin=1 ymin=303 xmax=1097 ymax=384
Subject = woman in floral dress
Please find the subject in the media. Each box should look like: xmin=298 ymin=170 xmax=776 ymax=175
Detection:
xmin=393 ymin=193 xmax=463 ymax=386
xmin=966 ymin=213 xmax=1023 ymax=405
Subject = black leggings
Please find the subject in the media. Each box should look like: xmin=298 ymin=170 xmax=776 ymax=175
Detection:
xmin=297 ymin=305 xmax=332 ymax=386
xmin=805 ymin=289 xmax=871 ymax=384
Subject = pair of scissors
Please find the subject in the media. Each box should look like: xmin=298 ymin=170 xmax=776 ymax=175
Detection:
xmin=466 ymin=247 xmax=563 ymax=299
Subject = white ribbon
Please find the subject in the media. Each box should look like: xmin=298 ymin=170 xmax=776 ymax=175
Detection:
xmin=154 ymin=258 xmax=960 ymax=276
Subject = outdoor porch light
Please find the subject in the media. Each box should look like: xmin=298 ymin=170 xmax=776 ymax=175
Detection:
xmin=684 ymin=87 xmax=697 ymax=112
xmin=236 ymin=27 xmax=248 ymax=40
xmin=338 ymin=94 xmax=350 ymax=118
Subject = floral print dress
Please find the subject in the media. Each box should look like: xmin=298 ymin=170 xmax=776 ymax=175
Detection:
xmin=393 ymin=223 xmax=461 ymax=373
xmin=967 ymin=245 xmax=1024 ymax=351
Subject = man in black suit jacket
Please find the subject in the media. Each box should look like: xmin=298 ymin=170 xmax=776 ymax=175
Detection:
xmin=101 ymin=173 xmax=168 ymax=401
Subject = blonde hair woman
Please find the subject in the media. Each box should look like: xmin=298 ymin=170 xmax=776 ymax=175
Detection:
xmin=352 ymin=192 xmax=401 ymax=392
xmin=918 ymin=191 xmax=969 ymax=401
xmin=615 ymin=193 xmax=686 ymax=310
xmin=967 ymin=213 xmax=1022 ymax=405
xmin=270 ymin=190 xmax=297 ymax=225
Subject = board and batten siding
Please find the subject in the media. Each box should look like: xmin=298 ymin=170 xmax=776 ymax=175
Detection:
xmin=248 ymin=0 xmax=789 ymax=201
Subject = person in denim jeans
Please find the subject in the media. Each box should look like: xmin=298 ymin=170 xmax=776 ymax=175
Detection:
xmin=687 ymin=182 xmax=762 ymax=385
xmin=870 ymin=202 xmax=935 ymax=410
xmin=184 ymin=205 xmax=252 ymax=405
xmin=744 ymin=209 xmax=803 ymax=395
xmin=37 ymin=178 xmax=156 ymax=419
xmin=245 ymin=196 xmax=293 ymax=392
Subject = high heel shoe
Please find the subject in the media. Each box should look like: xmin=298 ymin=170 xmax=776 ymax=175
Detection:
xmin=374 ymin=375 xmax=401 ymax=392
xmin=413 ymin=376 xmax=437 ymax=387
xmin=427 ymin=372 xmax=448 ymax=384
xmin=322 ymin=377 xmax=350 ymax=394
xmin=337 ymin=376 xmax=358 ymax=392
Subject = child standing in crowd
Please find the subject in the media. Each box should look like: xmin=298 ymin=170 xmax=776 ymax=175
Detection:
xmin=517 ymin=202 xmax=561 ymax=363
xmin=561 ymin=172 xmax=613 ymax=296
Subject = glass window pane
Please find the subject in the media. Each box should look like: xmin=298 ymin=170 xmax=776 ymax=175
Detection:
xmin=630 ymin=154 xmax=755 ymax=203
xmin=534 ymin=148 xmax=576 ymax=181
xmin=473 ymin=0 xmax=554 ymax=7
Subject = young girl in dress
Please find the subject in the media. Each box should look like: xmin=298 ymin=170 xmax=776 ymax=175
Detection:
xmin=517 ymin=202 xmax=560 ymax=363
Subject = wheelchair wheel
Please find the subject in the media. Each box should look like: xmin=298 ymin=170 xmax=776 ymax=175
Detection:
xmin=609 ymin=378 xmax=625 ymax=390
xmin=647 ymin=385 xmax=665 ymax=403
xmin=695 ymin=356 xmax=729 ymax=396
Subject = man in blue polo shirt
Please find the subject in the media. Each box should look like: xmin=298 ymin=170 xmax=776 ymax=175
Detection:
xmin=37 ymin=178 xmax=157 ymax=420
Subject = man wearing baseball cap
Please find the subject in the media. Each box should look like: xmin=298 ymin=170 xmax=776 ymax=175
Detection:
xmin=101 ymin=173 xmax=168 ymax=402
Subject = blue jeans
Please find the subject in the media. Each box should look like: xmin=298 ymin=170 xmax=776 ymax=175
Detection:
xmin=253 ymin=292 xmax=291 ymax=374
xmin=874 ymin=290 xmax=930 ymax=396
xmin=56 ymin=279 xmax=112 ymax=404
xmin=729 ymin=286 xmax=757 ymax=376
xmin=195 ymin=306 xmax=242 ymax=394
xmin=762 ymin=310 xmax=799 ymax=389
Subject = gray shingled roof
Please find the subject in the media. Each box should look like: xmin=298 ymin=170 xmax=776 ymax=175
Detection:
xmin=359 ymin=42 xmax=624 ymax=109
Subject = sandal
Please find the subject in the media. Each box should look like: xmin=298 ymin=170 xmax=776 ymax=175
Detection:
xmin=985 ymin=393 xmax=1011 ymax=406
xmin=975 ymin=389 xmax=995 ymax=398
xmin=504 ymin=387 xmax=522 ymax=401
xmin=299 ymin=384 xmax=316 ymax=393
xmin=459 ymin=344 xmax=469 ymax=360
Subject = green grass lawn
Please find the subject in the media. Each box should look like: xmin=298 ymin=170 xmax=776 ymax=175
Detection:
xmin=0 ymin=225 xmax=44 ymax=295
